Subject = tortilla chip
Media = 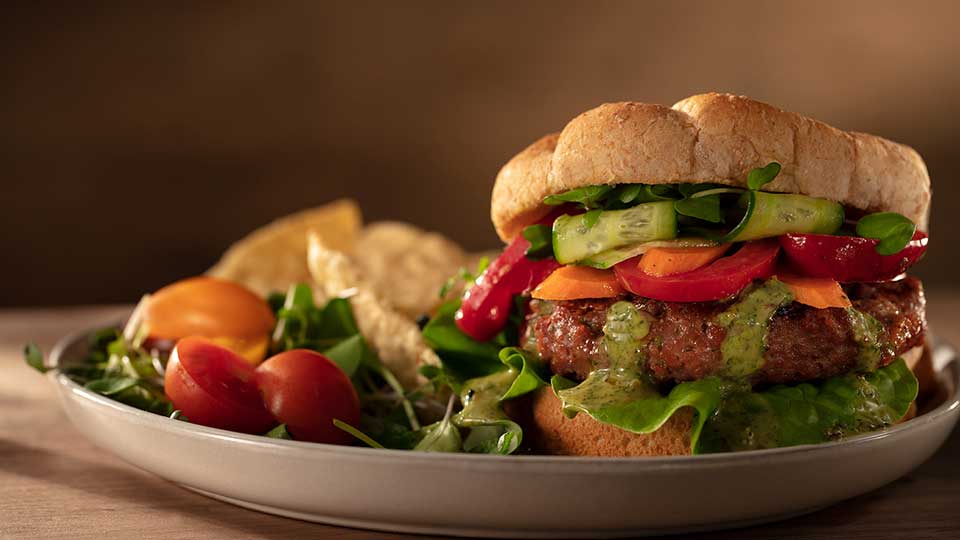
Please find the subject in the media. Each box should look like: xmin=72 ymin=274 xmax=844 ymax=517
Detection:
xmin=307 ymin=232 xmax=440 ymax=389
xmin=208 ymin=199 xmax=361 ymax=297
xmin=353 ymin=221 xmax=474 ymax=318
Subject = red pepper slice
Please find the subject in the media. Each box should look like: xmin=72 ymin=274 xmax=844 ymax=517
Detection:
xmin=614 ymin=239 xmax=780 ymax=302
xmin=456 ymin=235 xmax=560 ymax=342
xmin=780 ymin=231 xmax=927 ymax=283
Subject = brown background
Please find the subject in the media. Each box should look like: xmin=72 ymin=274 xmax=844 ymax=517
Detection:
xmin=3 ymin=1 xmax=958 ymax=306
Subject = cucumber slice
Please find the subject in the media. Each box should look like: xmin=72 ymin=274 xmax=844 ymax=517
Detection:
xmin=552 ymin=201 xmax=677 ymax=264
xmin=720 ymin=191 xmax=844 ymax=243
xmin=581 ymin=238 xmax=720 ymax=269
xmin=689 ymin=187 xmax=746 ymax=198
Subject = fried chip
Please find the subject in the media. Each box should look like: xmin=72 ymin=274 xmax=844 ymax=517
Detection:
xmin=353 ymin=221 xmax=473 ymax=319
xmin=307 ymin=232 xmax=440 ymax=390
xmin=208 ymin=199 xmax=361 ymax=297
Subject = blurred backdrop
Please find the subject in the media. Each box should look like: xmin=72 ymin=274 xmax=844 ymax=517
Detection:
xmin=3 ymin=1 xmax=958 ymax=305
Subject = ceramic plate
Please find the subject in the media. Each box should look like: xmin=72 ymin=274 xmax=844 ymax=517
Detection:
xmin=49 ymin=328 xmax=960 ymax=538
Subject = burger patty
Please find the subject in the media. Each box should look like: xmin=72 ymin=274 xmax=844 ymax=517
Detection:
xmin=525 ymin=277 xmax=926 ymax=386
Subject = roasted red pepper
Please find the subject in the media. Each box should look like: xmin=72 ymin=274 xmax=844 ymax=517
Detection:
xmin=614 ymin=240 xmax=780 ymax=302
xmin=456 ymin=234 xmax=560 ymax=342
xmin=780 ymin=231 xmax=927 ymax=283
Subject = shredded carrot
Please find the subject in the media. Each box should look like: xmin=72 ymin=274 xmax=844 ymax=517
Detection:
xmin=532 ymin=265 xmax=623 ymax=300
xmin=777 ymin=274 xmax=852 ymax=309
xmin=637 ymin=244 xmax=731 ymax=277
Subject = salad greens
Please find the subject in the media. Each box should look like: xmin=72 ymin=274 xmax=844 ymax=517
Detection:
xmin=521 ymin=224 xmax=554 ymax=260
xmin=24 ymin=307 xmax=174 ymax=415
xmin=23 ymin=283 xmax=432 ymax=448
xmin=856 ymin=212 xmax=918 ymax=256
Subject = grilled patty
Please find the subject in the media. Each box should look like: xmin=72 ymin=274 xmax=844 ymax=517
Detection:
xmin=525 ymin=277 xmax=926 ymax=386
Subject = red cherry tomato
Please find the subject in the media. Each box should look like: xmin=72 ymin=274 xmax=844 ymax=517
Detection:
xmin=165 ymin=337 xmax=275 ymax=434
xmin=614 ymin=239 xmax=780 ymax=302
xmin=255 ymin=350 xmax=360 ymax=444
xmin=780 ymin=231 xmax=928 ymax=283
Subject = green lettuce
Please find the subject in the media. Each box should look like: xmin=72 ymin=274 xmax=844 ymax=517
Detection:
xmin=553 ymin=359 xmax=918 ymax=454
xmin=421 ymin=302 xmax=504 ymax=381
xmin=552 ymin=371 xmax=724 ymax=451
xmin=419 ymin=299 xmax=550 ymax=454
xmin=698 ymin=358 xmax=918 ymax=452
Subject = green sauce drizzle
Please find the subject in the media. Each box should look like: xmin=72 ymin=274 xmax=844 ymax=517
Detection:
xmin=602 ymin=301 xmax=651 ymax=372
xmin=556 ymin=369 xmax=659 ymax=416
xmin=715 ymin=279 xmax=794 ymax=378
xmin=845 ymin=307 xmax=891 ymax=373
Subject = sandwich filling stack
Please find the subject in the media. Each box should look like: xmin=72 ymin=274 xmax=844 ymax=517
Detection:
xmin=423 ymin=93 xmax=930 ymax=456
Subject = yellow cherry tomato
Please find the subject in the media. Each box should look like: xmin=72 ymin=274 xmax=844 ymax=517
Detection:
xmin=143 ymin=276 xmax=275 ymax=364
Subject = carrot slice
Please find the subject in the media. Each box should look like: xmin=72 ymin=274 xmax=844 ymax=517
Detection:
xmin=531 ymin=265 xmax=623 ymax=300
xmin=637 ymin=244 xmax=731 ymax=277
xmin=777 ymin=273 xmax=852 ymax=309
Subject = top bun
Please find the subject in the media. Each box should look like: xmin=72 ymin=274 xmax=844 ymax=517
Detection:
xmin=491 ymin=93 xmax=931 ymax=242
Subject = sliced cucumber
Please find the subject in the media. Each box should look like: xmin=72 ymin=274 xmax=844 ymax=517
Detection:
xmin=689 ymin=187 xmax=746 ymax=198
xmin=581 ymin=238 xmax=719 ymax=269
xmin=552 ymin=201 xmax=677 ymax=264
xmin=720 ymin=191 xmax=844 ymax=243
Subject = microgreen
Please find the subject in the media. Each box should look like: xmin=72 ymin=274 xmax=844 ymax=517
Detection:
xmin=674 ymin=194 xmax=723 ymax=223
xmin=747 ymin=162 xmax=782 ymax=190
xmin=543 ymin=185 xmax=612 ymax=209
xmin=521 ymin=224 xmax=553 ymax=259
xmin=265 ymin=424 xmax=293 ymax=440
xmin=856 ymin=212 xmax=917 ymax=255
xmin=23 ymin=343 xmax=47 ymax=373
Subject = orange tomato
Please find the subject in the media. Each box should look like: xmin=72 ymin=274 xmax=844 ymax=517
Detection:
xmin=143 ymin=276 xmax=275 ymax=364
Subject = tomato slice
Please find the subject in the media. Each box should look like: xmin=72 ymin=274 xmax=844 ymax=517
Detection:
xmin=614 ymin=240 xmax=780 ymax=302
xmin=456 ymin=231 xmax=560 ymax=342
xmin=165 ymin=337 xmax=275 ymax=433
xmin=255 ymin=349 xmax=360 ymax=444
xmin=780 ymin=231 xmax=927 ymax=283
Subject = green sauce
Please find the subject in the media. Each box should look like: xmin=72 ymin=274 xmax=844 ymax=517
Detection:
xmin=715 ymin=279 xmax=794 ymax=378
xmin=845 ymin=307 xmax=890 ymax=373
xmin=556 ymin=369 xmax=660 ymax=417
xmin=602 ymin=301 xmax=651 ymax=371
xmin=457 ymin=369 xmax=516 ymax=423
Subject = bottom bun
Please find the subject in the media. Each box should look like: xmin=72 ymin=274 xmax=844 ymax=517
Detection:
xmin=522 ymin=387 xmax=693 ymax=457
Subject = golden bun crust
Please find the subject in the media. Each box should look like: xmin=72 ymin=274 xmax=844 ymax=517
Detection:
xmin=526 ymin=386 xmax=693 ymax=457
xmin=491 ymin=133 xmax=560 ymax=242
xmin=492 ymin=93 xmax=931 ymax=242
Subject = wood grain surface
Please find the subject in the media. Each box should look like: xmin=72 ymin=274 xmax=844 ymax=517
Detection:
xmin=2 ymin=294 xmax=959 ymax=540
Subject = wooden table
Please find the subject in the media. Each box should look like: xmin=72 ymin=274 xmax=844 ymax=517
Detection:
xmin=2 ymin=296 xmax=959 ymax=540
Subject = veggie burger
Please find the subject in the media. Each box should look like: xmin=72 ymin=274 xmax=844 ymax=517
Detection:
xmin=439 ymin=93 xmax=931 ymax=456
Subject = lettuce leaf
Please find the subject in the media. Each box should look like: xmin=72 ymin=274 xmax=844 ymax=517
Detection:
xmin=420 ymin=300 xmax=549 ymax=454
xmin=453 ymin=369 xmax=524 ymax=454
xmin=698 ymin=358 xmax=918 ymax=453
xmin=449 ymin=347 xmax=548 ymax=454
xmin=553 ymin=359 xmax=918 ymax=454
xmin=552 ymin=371 xmax=724 ymax=451
xmin=421 ymin=301 xmax=504 ymax=380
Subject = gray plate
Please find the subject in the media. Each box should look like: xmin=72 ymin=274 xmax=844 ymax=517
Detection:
xmin=49 ymin=328 xmax=960 ymax=538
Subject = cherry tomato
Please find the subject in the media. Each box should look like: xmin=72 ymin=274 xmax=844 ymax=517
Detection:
xmin=780 ymin=231 xmax=928 ymax=283
xmin=614 ymin=239 xmax=780 ymax=302
xmin=255 ymin=350 xmax=360 ymax=444
xmin=165 ymin=337 xmax=275 ymax=433
xmin=144 ymin=276 xmax=275 ymax=364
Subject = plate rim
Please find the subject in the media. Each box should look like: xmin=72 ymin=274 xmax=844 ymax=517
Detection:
xmin=50 ymin=324 xmax=960 ymax=470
